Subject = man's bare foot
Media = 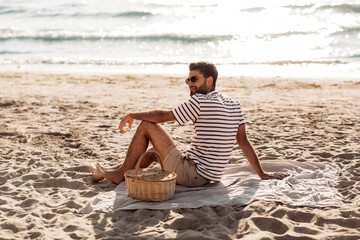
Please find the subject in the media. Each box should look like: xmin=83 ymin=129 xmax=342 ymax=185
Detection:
xmin=96 ymin=163 xmax=125 ymax=184
xmin=89 ymin=164 xmax=104 ymax=181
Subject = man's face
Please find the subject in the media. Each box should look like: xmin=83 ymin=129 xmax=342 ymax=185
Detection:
xmin=186 ymin=70 xmax=209 ymax=96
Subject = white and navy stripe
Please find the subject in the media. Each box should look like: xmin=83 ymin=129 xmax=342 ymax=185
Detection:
xmin=172 ymin=91 xmax=245 ymax=181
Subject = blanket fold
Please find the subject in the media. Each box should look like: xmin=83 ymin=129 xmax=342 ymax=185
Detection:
xmin=79 ymin=160 xmax=343 ymax=213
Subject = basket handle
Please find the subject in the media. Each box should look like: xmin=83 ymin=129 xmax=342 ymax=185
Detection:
xmin=133 ymin=150 xmax=164 ymax=180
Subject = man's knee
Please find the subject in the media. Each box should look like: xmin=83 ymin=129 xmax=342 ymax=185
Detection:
xmin=138 ymin=120 xmax=157 ymax=128
xmin=137 ymin=121 xmax=157 ymax=134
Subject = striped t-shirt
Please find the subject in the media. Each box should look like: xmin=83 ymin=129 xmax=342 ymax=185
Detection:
xmin=172 ymin=90 xmax=245 ymax=181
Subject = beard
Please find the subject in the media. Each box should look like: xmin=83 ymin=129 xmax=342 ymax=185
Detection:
xmin=190 ymin=81 xmax=208 ymax=96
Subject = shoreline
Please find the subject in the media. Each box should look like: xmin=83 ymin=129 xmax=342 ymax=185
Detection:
xmin=1 ymin=70 xmax=359 ymax=88
xmin=0 ymin=71 xmax=359 ymax=239
xmin=1 ymin=62 xmax=359 ymax=79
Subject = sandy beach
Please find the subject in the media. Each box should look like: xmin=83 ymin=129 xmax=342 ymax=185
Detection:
xmin=0 ymin=71 xmax=359 ymax=239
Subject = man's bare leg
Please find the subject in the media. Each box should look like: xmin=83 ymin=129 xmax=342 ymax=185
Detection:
xmin=89 ymin=163 xmax=123 ymax=181
xmin=89 ymin=150 xmax=157 ymax=181
xmin=95 ymin=121 xmax=176 ymax=184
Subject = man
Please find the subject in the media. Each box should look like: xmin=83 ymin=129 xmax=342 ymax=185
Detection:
xmin=90 ymin=61 xmax=288 ymax=186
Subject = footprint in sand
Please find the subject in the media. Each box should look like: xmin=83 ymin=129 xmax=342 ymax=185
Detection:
xmin=251 ymin=217 xmax=289 ymax=234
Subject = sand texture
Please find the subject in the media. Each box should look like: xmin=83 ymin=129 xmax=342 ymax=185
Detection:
xmin=0 ymin=72 xmax=359 ymax=239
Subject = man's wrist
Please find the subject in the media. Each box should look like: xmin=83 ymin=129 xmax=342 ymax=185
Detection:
xmin=128 ymin=113 xmax=137 ymax=119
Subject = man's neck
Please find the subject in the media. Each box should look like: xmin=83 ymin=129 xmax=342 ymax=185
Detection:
xmin=206 ymin=88 xmax=216 ymax=94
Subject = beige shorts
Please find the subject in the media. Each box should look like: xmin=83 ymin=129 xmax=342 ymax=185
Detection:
xmin=163 ymin=147 xmax=209 ymax=187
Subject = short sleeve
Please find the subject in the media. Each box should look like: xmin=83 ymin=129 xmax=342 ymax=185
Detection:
xmin=238 ymin=102 xmax=245 ymax=126
xmin=172 ymin=95 xmax=201 ymax=125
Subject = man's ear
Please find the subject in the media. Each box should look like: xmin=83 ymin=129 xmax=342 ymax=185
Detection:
xmin=207 ymin=76 xmax=214 ymax=88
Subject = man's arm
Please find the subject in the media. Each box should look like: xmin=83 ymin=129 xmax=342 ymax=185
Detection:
xmin=236 ymin=124 xmax=288 ymax=180
xmin=119 ymin=110 xmax=175 ymax=133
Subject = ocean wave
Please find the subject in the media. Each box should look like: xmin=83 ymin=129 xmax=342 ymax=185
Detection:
xmin=0 ymin=50 xmax=30 ymax=54
xmin=331 ymin=27 xmax=360 ymax=35
xmin=58 ymin=3 xmax=85 ymax=8
xmin=230 ymin=60 xmax=346 ymax=65
xmin=0 ymin=29 xmax=233 ymax=42
xmin=284 ymin=4 xmax=315 ymax=10
xmin=318 ymin=4 xmax=360 ymax=13
xmin=350 ymin=53 xmax=360 ymax=58
xmin=0 ymin=58 xmax=346 ymax=66
xmin=240 ymin=7 xmax=265 ymax=13
xmin=260 ymin=31 xmax=316 ymax=39
xmin=0 ymin=8 xmax=25 ymax=15
xmin=0 ymin=4 xmax=155 ymax=18
xmin=284 ymin=4 xmax=360 ymax=14
xmin=341 ymin=27 xmax=360 ymax=34
xmin=32 ymin=11 xmax=155 ymax=18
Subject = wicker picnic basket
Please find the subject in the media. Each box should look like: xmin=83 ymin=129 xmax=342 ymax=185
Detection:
xmin=125 ymin=150 xmax=177 ymax=202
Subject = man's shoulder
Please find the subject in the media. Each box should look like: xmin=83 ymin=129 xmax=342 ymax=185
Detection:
xmin=195 ymin=91 xmax=219 ymax=100
xmin=210 ymin=92 xmax=239 ymax=104
xmin=191 ymin=91 xmax=240 ymax=106
xmin=216 ymin=91 xmax=231 ymax=99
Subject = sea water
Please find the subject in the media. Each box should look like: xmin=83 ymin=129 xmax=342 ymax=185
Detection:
xmin=1 ymin=0 xmax=360 ymax=77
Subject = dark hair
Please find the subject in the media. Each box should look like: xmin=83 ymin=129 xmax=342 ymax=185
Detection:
xmin=189 ymin=61 xmax=218 ymax=88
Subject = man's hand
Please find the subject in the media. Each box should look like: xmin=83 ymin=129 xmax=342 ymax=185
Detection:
xmin=260 ymin=172 xmax=289 ymax=180
xmin=119 ymin=114 xmax=134 ymax=134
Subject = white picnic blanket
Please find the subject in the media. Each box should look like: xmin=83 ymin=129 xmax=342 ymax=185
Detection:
xmin=79 ymin=160 xmax=343 ymax=213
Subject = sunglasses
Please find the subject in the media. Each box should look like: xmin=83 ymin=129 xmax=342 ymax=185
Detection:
xmin=185 ymin=76 xmax=205 ymax=84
